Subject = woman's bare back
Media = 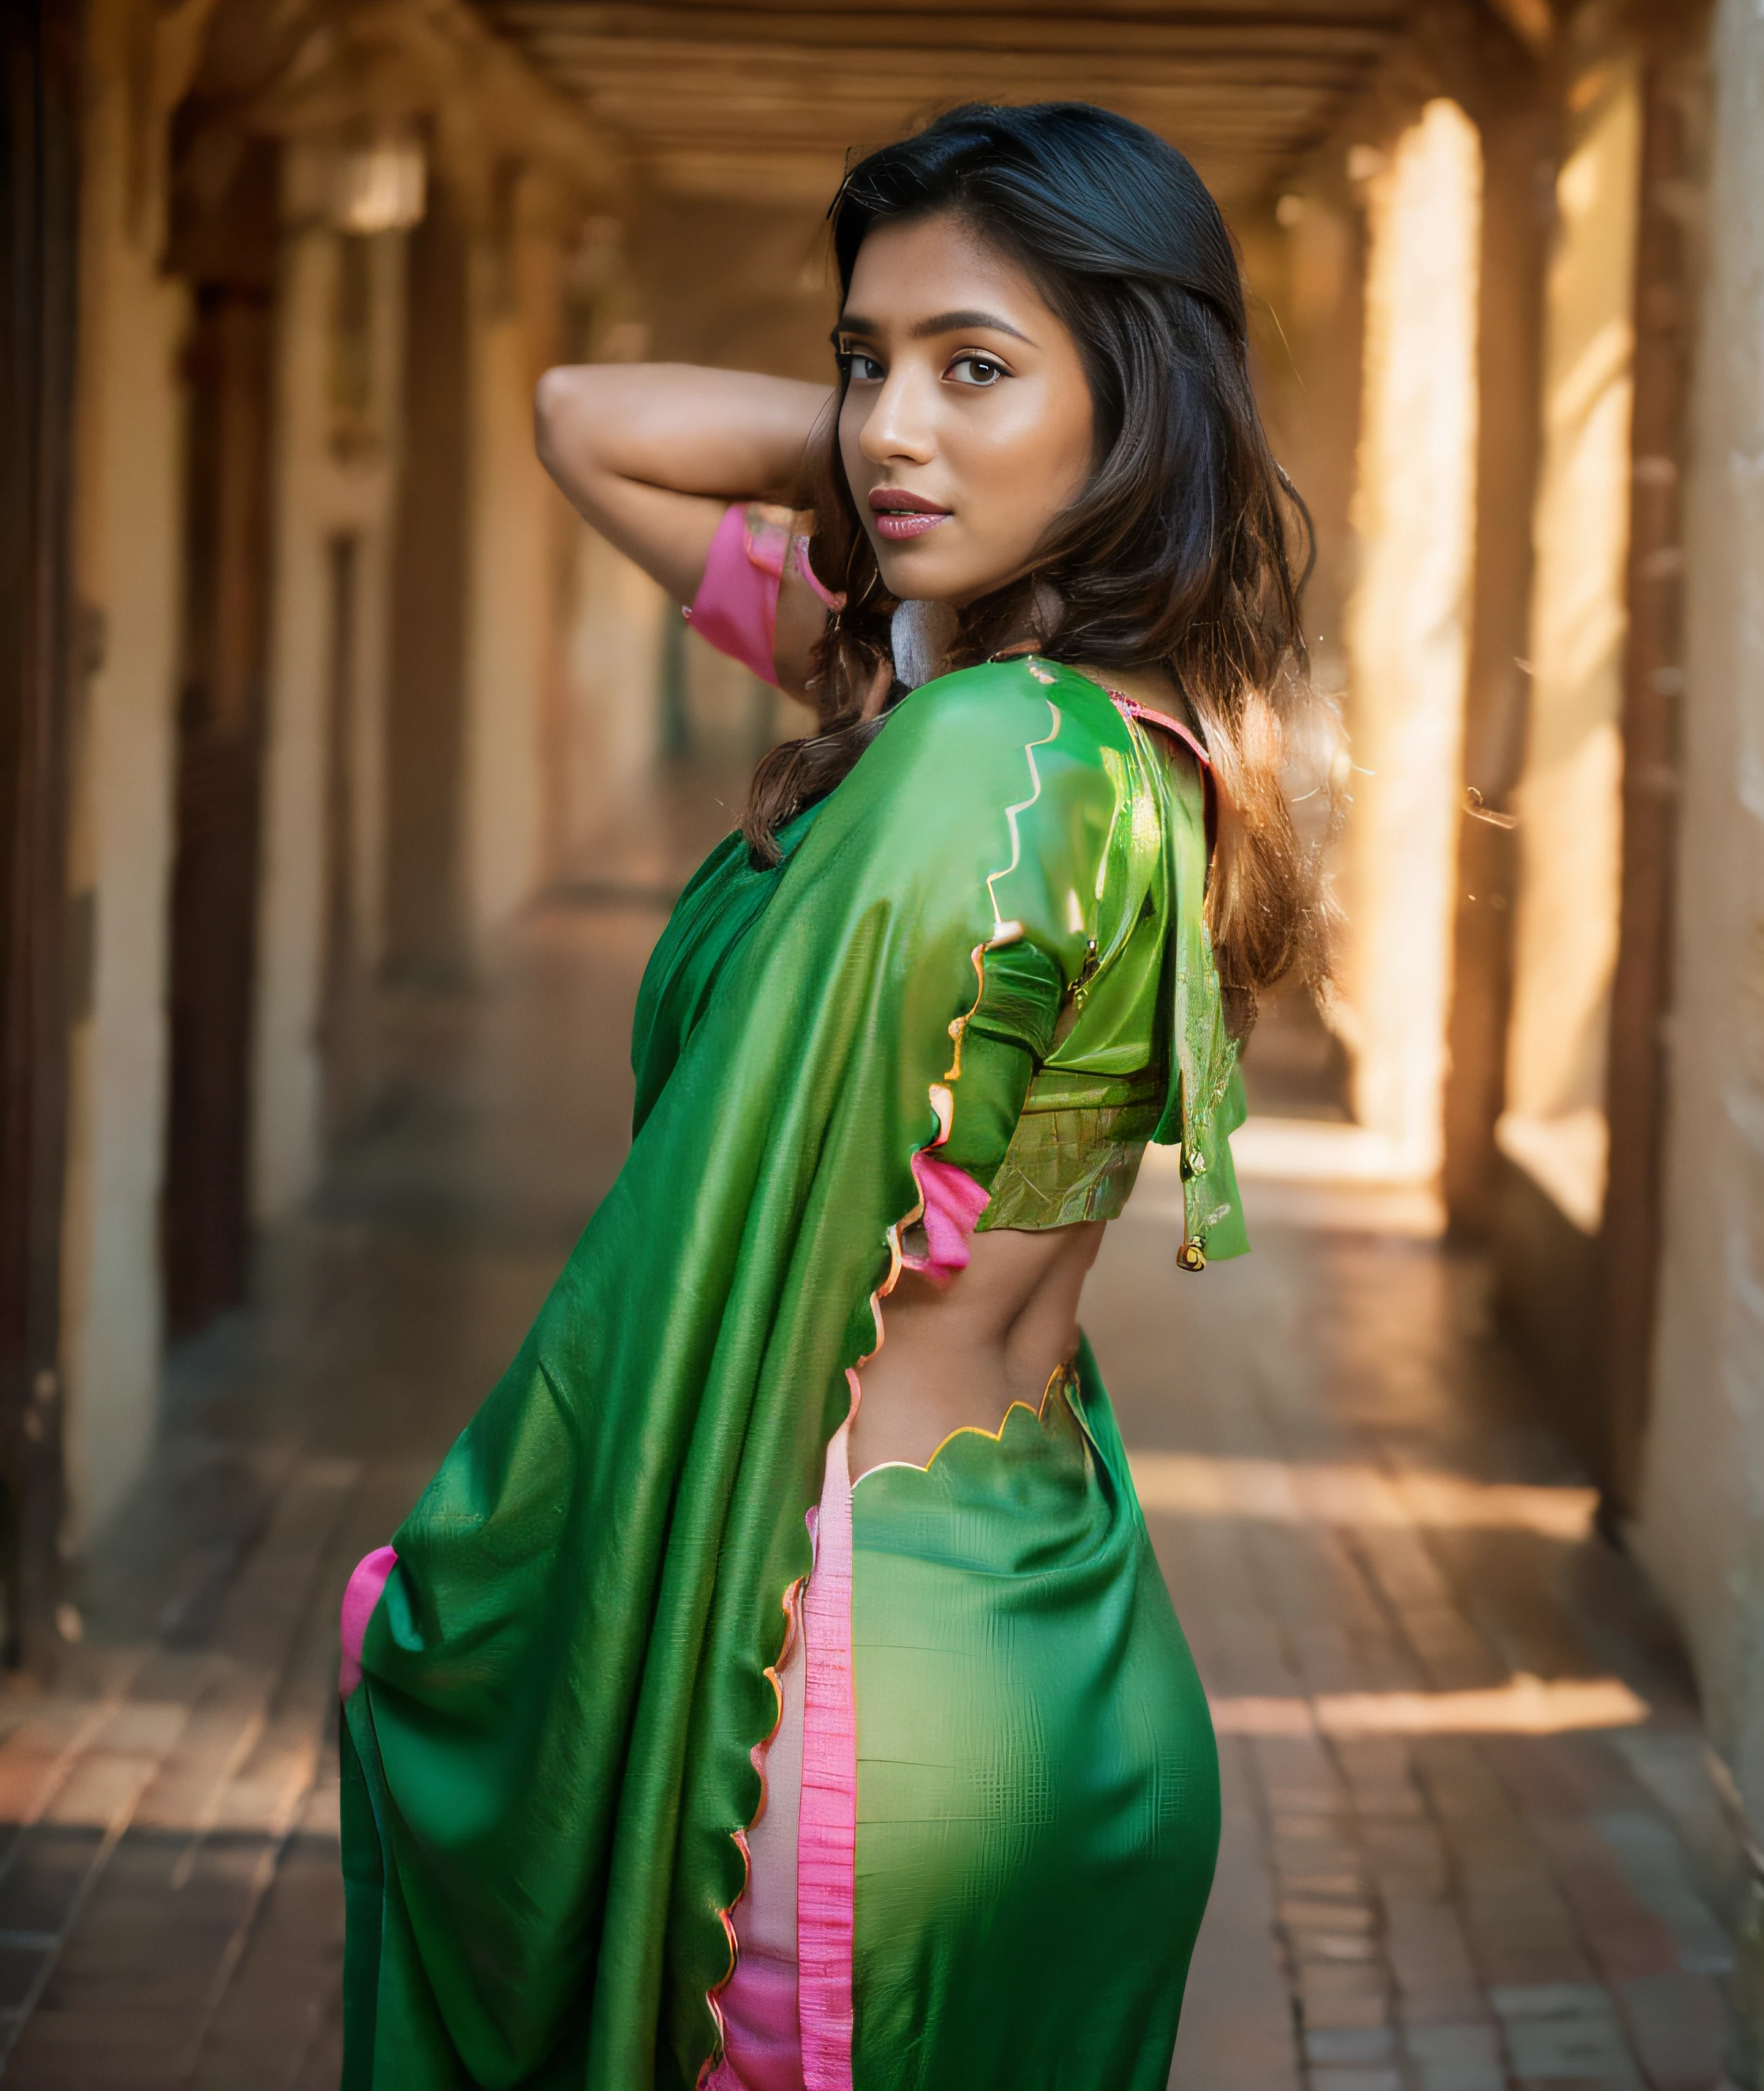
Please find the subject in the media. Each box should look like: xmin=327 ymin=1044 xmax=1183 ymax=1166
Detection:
xmin=847 ymin=1220 xmax=1106 ymax=1474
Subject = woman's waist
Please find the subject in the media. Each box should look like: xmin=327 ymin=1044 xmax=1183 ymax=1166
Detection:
xmin=848 ymin=1350 xmax=1146 ymax=1588
xmin=851 ymin=1341 xmax=1090 ymax=1487
xmin=851 ymin=1231 xmax=1100 ymax=1473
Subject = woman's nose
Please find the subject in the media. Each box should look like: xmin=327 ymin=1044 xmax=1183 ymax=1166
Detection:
xmin=858 ymin=368 xmax=936 ymax=468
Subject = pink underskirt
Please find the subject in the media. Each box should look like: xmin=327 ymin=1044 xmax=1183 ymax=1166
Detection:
xmin=706 ymin=1949 xmax=802 ymax=2091
xmin=713 ymin=1375 xmax=867 ymax=2091
xmin=796 ymin=1384 xmax=858 ymax=2088
xmin=338 ymin=1544 xmax=398 ymax=1699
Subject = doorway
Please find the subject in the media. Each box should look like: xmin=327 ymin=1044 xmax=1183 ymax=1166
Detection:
xmin=161 ymin=135 xmax=278 ymax=1338
xmin=385 ymin=176 xmax=470 ymax=982
xmin=0 ymin=0 xmax=80 ymax=1663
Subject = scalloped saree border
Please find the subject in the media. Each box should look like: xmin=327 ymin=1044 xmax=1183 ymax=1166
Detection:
xmin=699 ymin=689 xmax=1069 ymax=2091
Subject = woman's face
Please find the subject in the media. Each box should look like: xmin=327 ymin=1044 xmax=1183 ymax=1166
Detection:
xmin=836 ymin=212 xmax=1094 ymax=606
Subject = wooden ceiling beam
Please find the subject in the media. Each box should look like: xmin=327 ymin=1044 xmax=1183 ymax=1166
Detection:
xmin=577 ymin=77 xmax=1343 ymax=117
xmin=496 ymin=11 xmax=1397 ymax=62
xmin=496 ymin=1 xmax=1407 ymax=33
xmin=617 ymin=123 xmax=1335 ymax=159
xmin=548 ymin=61 xmax=1358 ymax=103
xmin=639 ymin=148 xmax=1273 ymax=207
xmin=478 ymin=0 xmax=1412 ymax=211
xmin=523 ymin=46 xmax=1372 ymax=88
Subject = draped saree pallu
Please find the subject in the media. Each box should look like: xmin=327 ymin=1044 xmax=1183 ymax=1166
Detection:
xmin=339 ymin=658 xmax=1247 ymax=2091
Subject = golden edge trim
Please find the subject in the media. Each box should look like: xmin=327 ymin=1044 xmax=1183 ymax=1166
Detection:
xmin=702 ymin=1564 xmax=808 ymax=2062
xmin=852 ymin=1356 xmax=1079 ymax=1487
xmin=984 ymin=697 xmax=1062 ymax=938
xmin=944 ymin=943 xmax=985 ymax=1083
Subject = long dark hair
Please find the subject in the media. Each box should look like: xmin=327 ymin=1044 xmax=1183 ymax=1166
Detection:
xmin=743 ymin=101 xmax=1330 ymax=1022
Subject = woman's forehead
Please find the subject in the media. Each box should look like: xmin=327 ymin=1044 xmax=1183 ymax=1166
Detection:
xmin=840 ymin=216 xmax=1049 ymax=338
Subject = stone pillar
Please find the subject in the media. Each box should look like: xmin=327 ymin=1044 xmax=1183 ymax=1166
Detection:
xmin=1498 ymin=51 xmax=1642 ymax=1239
xmin=252 ymin=148 xmax=404 ymax=1218
xmin=59 ymin=0 xmax=192 ymax=1538
xmin=1341 ymin=99 xmax=1484 ymax=1175
xmin=460 ymin=170 xmax=568 ymax=947
xmin=1486 ymin=36 xmax=1645 ymax=1454
xmin=1441 ymin=74 xmax=1552 ymax=1233
xmin=1634 ymin=0 xmax=1764 ymax=2072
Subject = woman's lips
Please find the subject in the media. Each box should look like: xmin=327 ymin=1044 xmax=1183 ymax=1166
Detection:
xmin=874 ymin=510 xmax=947 ymax=540
xmin=868 ymin=491 xmax=950 ymax=542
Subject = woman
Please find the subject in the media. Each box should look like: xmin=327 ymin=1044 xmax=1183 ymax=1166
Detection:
xmin=340 ymin=102 xmax=1324 ymax=2091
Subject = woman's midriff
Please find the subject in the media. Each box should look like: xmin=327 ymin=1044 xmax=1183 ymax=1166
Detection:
xmin=845 ymin=1218 xmax=1107 ymax=1474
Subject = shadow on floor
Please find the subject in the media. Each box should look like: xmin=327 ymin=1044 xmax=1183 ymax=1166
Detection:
xmin=0 ymin=836 xmax=1744 ymax=2088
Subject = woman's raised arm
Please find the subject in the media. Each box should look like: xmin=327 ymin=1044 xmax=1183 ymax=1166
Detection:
xmin=534 ymin=364 xmax=835 ymax=691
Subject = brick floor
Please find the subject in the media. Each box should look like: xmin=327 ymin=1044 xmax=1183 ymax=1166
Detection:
xmin=1102 ymin=1176 xmax=1747 ymax=2088
xmin=1 ymin=771 xmax=1747 ymax=2086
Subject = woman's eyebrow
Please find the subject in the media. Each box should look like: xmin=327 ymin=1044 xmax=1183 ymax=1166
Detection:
xmin=833 ymin=309 xmax=1033 ymax=344
xmin=911 ymin=308 xmax=1033 ymax=343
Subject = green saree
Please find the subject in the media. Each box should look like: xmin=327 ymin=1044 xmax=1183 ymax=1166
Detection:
xmin=340 ymin=658 xmax=1245 ymax=2090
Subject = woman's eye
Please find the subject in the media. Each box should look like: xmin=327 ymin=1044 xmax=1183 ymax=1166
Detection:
xmin=949 ymin=354 xmax=1005 ymax=387
xmin=845 ymin=351 xmax=884 ymax=382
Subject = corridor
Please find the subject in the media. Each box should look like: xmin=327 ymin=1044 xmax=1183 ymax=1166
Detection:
xmin=0 ymin=760 xmax=1740 ymax=2088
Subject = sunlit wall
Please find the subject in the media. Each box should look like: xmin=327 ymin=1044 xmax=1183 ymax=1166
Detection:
xmin=1640 ymin=0 xmax=1764 ymax=1847
xmin=1341 ymin=100 xmax=1484 ymax=1175
xmin=1497 ymin=58 xmax=1642 ymax=1235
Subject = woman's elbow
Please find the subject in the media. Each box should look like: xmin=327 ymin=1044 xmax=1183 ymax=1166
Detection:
xmin=534 ymin=364 xmax=589 ymax=481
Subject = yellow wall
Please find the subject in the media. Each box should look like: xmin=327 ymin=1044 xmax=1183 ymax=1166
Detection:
xmin=1498 ymin=58 xmax=1642 ymax=1235
xmin=561 ymin=530 xmax=668 ymax=866
xmin=55 ymin=0 xmax=612 ymax=1544
xmin=462 ymin=176 xmax=567 ymax=944
xmin=1341 ymin=100 xmax=1484 ymax=1173
xmin=1639 ymin=0 xmax=1764 ymax=1837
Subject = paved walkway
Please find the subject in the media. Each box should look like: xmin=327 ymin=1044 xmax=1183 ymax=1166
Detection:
xmin=0 ymin=775 xmax=1744 ymax=2087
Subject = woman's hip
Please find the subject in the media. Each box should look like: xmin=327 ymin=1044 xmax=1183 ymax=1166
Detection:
xmin=844 ymin=1361 xmax=1219 ymax=2088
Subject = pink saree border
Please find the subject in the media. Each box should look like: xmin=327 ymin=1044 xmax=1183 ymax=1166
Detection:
xmin=796 ymin=1378 xmax=860 ymax=2090
xmin=338 ymin=1544 xmax=398 ymax=1700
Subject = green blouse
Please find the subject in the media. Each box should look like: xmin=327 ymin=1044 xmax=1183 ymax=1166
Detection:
xmin=633 ymin=659 xmax=1247 ymax=1265
xmin=932 ymin=666 xmax=1248 ymax=1261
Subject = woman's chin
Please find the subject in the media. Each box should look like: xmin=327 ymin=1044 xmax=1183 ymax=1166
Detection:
xmin=875 ymin=545 xmax=988 ymax=609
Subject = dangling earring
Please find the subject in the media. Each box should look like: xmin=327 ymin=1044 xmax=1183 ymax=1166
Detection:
xmin=890 ymin=600 xmax=958 ymax=690
xmin=1029 ymin=575 xmax=1064 ymax=645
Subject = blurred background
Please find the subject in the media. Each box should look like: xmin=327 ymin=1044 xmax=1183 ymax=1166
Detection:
xmin=4 ymin=0 xmax=1763 ymax=2084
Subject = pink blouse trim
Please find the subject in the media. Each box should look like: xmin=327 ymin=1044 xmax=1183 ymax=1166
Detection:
xmin=900 ymin=1152 xmax=991 ymax=1282
xmin=1109 ymin=693 xmax=1211 ymax=771
xmin=338 ymin=1544 xmax=398 ymax=1699
xmin=684 ymin=503 xmax=841 ymax=688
